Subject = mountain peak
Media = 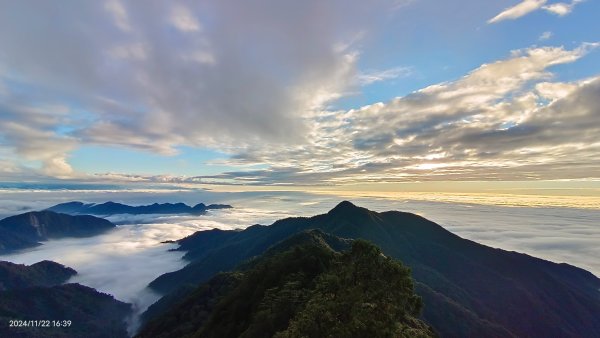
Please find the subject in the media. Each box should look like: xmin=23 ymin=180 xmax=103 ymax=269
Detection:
xmin=328 ymin=201 xmax=360 ymax=214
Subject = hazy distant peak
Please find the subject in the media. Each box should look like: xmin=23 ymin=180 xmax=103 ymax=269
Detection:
xmin=46 ymin=201 xmax=232 ymax=216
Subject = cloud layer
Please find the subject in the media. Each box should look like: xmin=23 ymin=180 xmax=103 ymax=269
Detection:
xmin=0 ymin=0 xmax=395 ymax=176
xmin=194 ymin=44 xmax=600 ymax=185
xmin=1 ymin=190 xmax=598 ymax=335
xmin=0 ymin=196 xmax=296 ymax=333
xmin=0 ymin=1 xmax=598 ymax=186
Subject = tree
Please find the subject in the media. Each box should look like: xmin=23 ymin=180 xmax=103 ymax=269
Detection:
xmin=276 ymin=240 xmax=432 ymax=338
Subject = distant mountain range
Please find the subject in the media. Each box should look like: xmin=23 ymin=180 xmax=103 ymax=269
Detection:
xmin=0 ymin=201 xmax=232 ymax=253
xmin=146 ymin=201 xmax=600 ymax=337
xmin=0 ymin=260 xmax=131 ymax=338
xmin=47 ymin=201 xmax=232 ymax=216
xmin=138 ymin=230 xmax=435 ymax=338
xmin=0 ymin=211 xmax=116 ymax=253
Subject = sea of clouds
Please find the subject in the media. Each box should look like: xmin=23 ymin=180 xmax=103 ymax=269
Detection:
xmin=0 ymin=188 xmax=598 ymax=334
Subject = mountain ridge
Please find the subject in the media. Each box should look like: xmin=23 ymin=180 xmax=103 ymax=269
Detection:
xmin=138 ymin=230 xmax=435 ymax=338
xmin=148 ymin=201 xmax=600 ymax=337
xmin=47 ymin=201 xmax=232 ymax=216
xmin=0 ymin=260 xmax=76 ymax=290
xmin=0 ymin=211 xmax=116 ymax=253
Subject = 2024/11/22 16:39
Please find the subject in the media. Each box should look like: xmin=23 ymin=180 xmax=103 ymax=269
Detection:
xmin=8 ymin=320 xmax=72 ymax=328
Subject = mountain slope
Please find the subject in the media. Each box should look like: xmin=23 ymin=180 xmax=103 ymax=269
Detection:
xmin=149 ymin=201 xmax=600 ymax=337
xmin=0 ymin=283 xmax=131 ymax=338
xmin=0 ymin=260 xmax=131 ymax=338
xmin=139 ymin=230 xmax=434 ymax=338
xmin=47 ymin=201 xmax=232 ymax=216
xmin=0 ymin=260 xmax=76 ymax=290
xmin=0 ymin=211 xmax=115 ymax=252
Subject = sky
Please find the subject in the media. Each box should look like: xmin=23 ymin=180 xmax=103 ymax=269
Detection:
xmin=1 ymin=0 xmax=600 ymax=193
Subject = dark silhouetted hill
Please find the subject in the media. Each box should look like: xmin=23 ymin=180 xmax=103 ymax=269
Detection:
xmin=0 ymin=260 xmax=76 ymax=290
xmin=0 ymin=211 xmax=115 ymax=252
xmin=0 ymin=284 xmax=131 ymax=338
xmin=0 ymin=260 xmax=131 ymax=338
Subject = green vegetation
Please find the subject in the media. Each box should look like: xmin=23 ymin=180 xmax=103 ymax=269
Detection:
xmin=148 ymin=201 xmax=600 ymax=337
xmin=138 ymin=231 xmax=434 ymax=338
xmin=276 ymin=240 xmax=429 ymax=338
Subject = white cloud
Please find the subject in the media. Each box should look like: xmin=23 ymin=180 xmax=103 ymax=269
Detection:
xmin=543 ymin=0 xmax=585 ymax=16
xmin=0 ymin=1 xmax=597 ymax=185
xmin=104 ymin=0 xmax=131 ymax=32
xmin=0 ymin=192 xmax=299 ymax=331
xmin=488 ymin=0 xmax=547 ymax=24
xmin=357 ymin=66 xmax=413 ymax=85
xmin=0 ymin=104 xmax=77 ymax=177
xmin=0 ymin=0 xmax=393 ymax=162
xmin=535 ymin=81 xmax=577 ymax=100
xmin=488 ymin=0 xmax=585 ymax=23
xmin=169 ymin=5 xmax=201 ymax=32
xmin=539 ymin=31 xmax=553 ymax=41
xmin=42 ymin=157 xmax=74 ymax=177
xmin=198 ymin=43 xmax=600 ymax=185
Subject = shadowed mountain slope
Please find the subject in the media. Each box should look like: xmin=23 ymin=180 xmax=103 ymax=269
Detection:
xmin=0 ymin=211 xmax=115 ymax=252
xmin=139 ymin=230 xmax=434 ymax=338
xmin=0 ymin=260 xmax=131 ymax=338
xmin=0 ymin=260 xmax=76 ymax=290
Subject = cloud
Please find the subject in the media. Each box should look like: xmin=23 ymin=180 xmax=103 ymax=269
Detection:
xmin=488 ymin=0 xmax=585 ymax=23
xmin=0 ymin=223 xmax=188 ymax=333
xmin=0 ymin=192 xmax=301 ymax=332
xmin=539 ymin=31 xmax=553 ymax=41
xmin=0 ymin=189 xmax=598 ymax=336
xmin=169 ymin=4 xmax=202 ymax=32
xmin=391 ymin=0 xmax=418 ymax=10
xmin=344 ymin=195 xmax=600 ymax=276
xmin=108 ymin=43 xmax=147 ymax=60
xmin=0 ymin=1 xmax=597 ymax=186
xmin=0 ymin=100 xmax=77 ymax=177
xmin=357 ymin=66 xmax=413 ymax=85
xmin=195 ymin=43 xmax=600 ymax=185
xmin=488 ymin=0 xmax=547 ymax=24
xmin=104 ymin=0 xmax=131 ymax=32
xmin=543 ymin=0 xmax=585 ymax=16
xmin=0 ymin=0 xmax=394 ymax=166
xmin=534 ymin=79 xmax=580 ymax=101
